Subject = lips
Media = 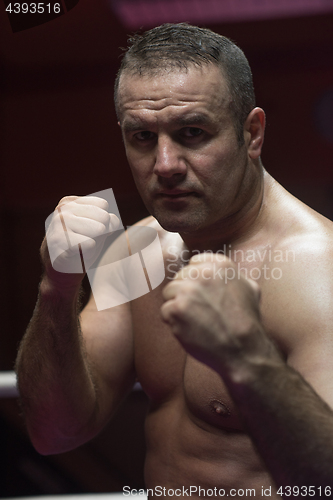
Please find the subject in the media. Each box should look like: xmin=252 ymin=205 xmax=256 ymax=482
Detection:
xmin=156 ymin=190 xmax=197 ymax=198
xmin=161 ymin=192 xmax=193 ymax=198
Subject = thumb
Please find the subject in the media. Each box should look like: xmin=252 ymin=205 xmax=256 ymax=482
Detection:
xmin=109 ymin=214 xmax=120 ymax=232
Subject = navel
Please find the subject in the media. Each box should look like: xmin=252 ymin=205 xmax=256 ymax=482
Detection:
xmin=209 ymin=399 xmax=231 ymax=417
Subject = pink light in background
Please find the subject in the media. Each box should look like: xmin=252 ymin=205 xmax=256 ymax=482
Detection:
xmin=110 ymin=0 xmax=333 ymax=29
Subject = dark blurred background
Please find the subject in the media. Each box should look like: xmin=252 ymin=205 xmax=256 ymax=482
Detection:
xmin=0 ymin=0 xmax=333 ymax=496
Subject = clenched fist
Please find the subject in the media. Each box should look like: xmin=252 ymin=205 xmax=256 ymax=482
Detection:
xmin=42 ymin=195 xmax=119 ymax=288
xmin=161 ymin=253 xmax=281 ymax=378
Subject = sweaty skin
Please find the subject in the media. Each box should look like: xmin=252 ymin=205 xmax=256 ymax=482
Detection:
xmin=16 ymin=65 xmax=333 ymax=499
xmin=108 ymin=66 xmax=333 ymax=495
xmin=105 ymin=196 xmax=333 ymax=499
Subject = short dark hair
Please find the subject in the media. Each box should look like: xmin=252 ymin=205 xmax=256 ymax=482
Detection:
xmin=114 ymin=23 xmax=256 ymax=144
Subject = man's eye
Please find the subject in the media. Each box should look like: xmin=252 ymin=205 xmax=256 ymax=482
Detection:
xmin=134 ymin=131 xmax=156 ymax=141
xmin=182 ymin=127 xmax=203 ymax=138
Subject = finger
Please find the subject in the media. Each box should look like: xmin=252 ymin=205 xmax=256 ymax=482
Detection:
xmin=172 ymin=261 xmax=213 ymax=281
xmin=59 ymin=212 xmax=108 ymax=244
xmin=169 ymin=265 xmax=194 ymax=282
xmin=160 ymin=300 xmax=180 ymax=326
xmin=67 ymin=212 xmax=120 ymax=237
xmin=58 ymin=196 xmax=109 ymax=214
xmin=160 ymin=301 xmax=172 ymax=323
xmin=109 ymin=214 xmax=120 ymax=232
xmin=61 ymin=201 xmax=120 ymax=234
xmin=71 ymin=196 xmax=109 ymax=211
xmin=58 ymin=195 xmax=80 ymax=207
xmin=162 ymin=280 xmax=182 ymax=301
xmin=63 ymin=203 xmax=110 ymax=226
xmin=67 ymin=215 xmax=120 ymax=250
xmin=190 ymin=252 xmax=230 ymax=265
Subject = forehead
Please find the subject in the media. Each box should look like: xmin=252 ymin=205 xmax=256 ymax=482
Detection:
xmin=117 ymin=65 xmax=231 ymax=126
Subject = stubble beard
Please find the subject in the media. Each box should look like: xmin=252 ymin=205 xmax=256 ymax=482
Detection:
xmin=148 ymin=202 xmax=212 ymax=235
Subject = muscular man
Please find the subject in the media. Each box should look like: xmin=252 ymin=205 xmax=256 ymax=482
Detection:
xmin=16 ymin=24 xmax=333 ymax=498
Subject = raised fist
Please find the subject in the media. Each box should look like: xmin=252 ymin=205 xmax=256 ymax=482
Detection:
xmin=44 ymin=191 xmax=120 ymax=276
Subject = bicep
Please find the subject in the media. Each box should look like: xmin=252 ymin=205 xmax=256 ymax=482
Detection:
xmin=77 ymin=222 xmax=157 ymax=420
xmin=287 ymin=333 xmax=333 ymax=409
xmin=266 ymin=247 xmax=333 ymax=408
xmin=283 ymin=281 xmax=333 ymax=408
xmin=80 ymin=294 xmax=136 ymax=421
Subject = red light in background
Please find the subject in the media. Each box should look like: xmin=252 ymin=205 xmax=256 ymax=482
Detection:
xmin=110 ymin=0 xmax=333 ymax=29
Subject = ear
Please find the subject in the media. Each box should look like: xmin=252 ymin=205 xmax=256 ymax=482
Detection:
xmin=244 ymin=107 xmax=265 ymax=160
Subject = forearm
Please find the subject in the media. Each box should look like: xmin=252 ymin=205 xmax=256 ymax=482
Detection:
xmin=15 ymin=276 xmax=99 ymax=455
xmin=223 ymin=349 xmax=333 ymax=490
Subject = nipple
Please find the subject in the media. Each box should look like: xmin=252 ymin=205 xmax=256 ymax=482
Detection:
xmin=210 ymin=399 xmax=231 ymax=417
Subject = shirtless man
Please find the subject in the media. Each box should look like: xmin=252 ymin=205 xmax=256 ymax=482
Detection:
xmin=15 ymin=24 xmax=333 ymax=498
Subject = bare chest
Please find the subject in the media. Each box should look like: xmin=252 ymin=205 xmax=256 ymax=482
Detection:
xmin=131 ymin=279 xmax=244 ymax=430
xmin=130 ymin=245 xmax=289 ymax=431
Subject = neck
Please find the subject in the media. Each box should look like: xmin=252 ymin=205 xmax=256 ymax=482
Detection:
xmin=179 ymin=168 xmax=268 ymax=254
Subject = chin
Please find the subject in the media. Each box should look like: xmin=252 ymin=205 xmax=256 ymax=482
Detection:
xmin=152 ymin=213 xmax=204 ymax=234
xmin=143 ymin=198 xmax=209 ymax=234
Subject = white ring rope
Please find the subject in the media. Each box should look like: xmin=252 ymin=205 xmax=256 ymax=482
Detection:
xmin=0 ymin=373 xmax=145 ymax=499
xmin=0 ymin=371 xmax=19 ymax=398
xmin=1 ymin=495 xmax=146 ymax=500
xmin=0 ymin=372 xmax=142 ymax=398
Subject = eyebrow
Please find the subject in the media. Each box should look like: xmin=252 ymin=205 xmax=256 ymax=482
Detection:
xmin=122 ymin=112 xmax=216 ymax=133
xmin=174 ymin=113 xmax=214 ymax=127
xmin=122 ymin=119 xmax=151 ymax=133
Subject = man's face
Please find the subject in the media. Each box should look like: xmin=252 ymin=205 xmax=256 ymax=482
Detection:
xmin=118 ymin=64 xmax=252 ymax=234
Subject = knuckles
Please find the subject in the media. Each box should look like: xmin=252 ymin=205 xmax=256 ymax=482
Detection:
xmin=163 ymin=255 xmax=261 ymax=317
xmin=54 ymin=200 xmax=112 ymax=236
xmin=169 ymin=295 xmax=191 ymax=318
xmin=189 ymin=253 xmax=231 ymax=266
xmin=57 ymin=195 xmax=79 ymax=207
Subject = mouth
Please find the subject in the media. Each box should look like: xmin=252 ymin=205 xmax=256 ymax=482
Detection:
xmin=156 ymin=190 xmax=197 ymax=199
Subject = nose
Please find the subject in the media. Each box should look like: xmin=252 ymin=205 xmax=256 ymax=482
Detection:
xmin=153 ymin=135 xmax=187 ymax=178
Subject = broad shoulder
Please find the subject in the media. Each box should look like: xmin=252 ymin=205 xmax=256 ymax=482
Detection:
xmin=260 ymin=223 xmax=333 ymax=341
xmin=255 ymin=181 xmax=333 ymax=403
xmin=259 ymin=183 xmax=333 ymax=379
xmin=258 ymin=177 xmax=333 ymax=278
xmin=266 ymin=181 xmax=333 ymax=278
